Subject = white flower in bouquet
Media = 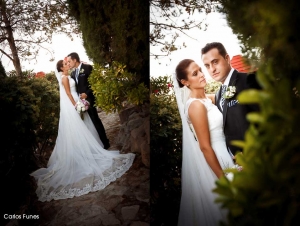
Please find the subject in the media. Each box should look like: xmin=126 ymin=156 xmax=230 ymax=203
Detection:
xmin=75 ymin=99 xmax=90 ymax=120
xmin=224 ymin=163 xmax=243 ymax=181
xmin=225 ymin=172 xmax=234 ymax=181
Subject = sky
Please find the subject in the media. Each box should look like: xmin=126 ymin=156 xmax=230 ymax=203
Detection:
xmin=150 ymin=12 xmax=242 ymax=80
xmin=1 ymin=34 xmax=92 ymax=73
xmin=1 ymin=11 xmax=242 ymax=78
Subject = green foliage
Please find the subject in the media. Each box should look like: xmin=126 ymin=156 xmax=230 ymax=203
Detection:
xmin=150 ymin=75 xmax=173 ymax=95
xmin=0 ymin=75 xmax=59 ymax=218
xmin=150 ymin=75 xmax=182 ymax=226
xmin=213 ymin=0 xmax=300 ymax=225
xmin=0 ymin=76 xmax=38 ymax=222
xmin=0 ymin=74 xmax=59 ymax=171
xmin=89 ymin=62 xmax=149 ymax=113
xmin=45 ymin=71 xmax=60 ymax=85
xmin=68 ymin=0 xmax=149 ymax=87
xmin=7 ymin=69 xmax=36 ymax=78
xmin=29 ymin=74 xmax=59 ymax=154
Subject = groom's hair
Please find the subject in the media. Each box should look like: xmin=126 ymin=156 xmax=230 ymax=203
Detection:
xmin=201 ymin=42 xmax=227 ymax=59
xmin=67 ymin=52 xmax=80 ymax=62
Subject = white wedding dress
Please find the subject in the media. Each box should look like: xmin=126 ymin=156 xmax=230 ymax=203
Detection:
xmin=186 ymin=98 xmax=234 ymax=170
xmin=30 ymin=72 xmax=135 ymax=202
xmin=173 ymin=82 xmax=234 ymax=226
xmin=70 ymin=75 xmax=104 ymax=148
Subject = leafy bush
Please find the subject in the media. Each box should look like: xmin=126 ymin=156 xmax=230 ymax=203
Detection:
xmin=89 ymin=61 xmax=149 ymax=113
xmin=68 ymin=0 xmax=149 ymax=88
xmin=150 ymin=75 xmax=182 ymax=226
xmin=213 ymin=0 xmax=300 ymax=225
xmin=6 ymin=69 xmax=36 ymax=78
xmin=0 ymin=74 xmax=59 ymax=220
xmin=29 ymin=73 xmax=59 ymax=156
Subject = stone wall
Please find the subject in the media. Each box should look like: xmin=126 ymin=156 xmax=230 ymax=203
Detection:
xmin=116 ymin=103 xmax=150 ymax=168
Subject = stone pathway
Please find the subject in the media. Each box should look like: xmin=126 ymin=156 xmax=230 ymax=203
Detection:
xmin=98 ymin=110 xmax=123 ymax=151
xmin=20 ymin=111 xmax=150 ymax=226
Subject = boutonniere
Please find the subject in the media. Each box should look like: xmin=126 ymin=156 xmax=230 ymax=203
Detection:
xmin=223 ymin=86 xmax=236 ymax=99
xmin=79 ymin=69 xmax=85 ymax=74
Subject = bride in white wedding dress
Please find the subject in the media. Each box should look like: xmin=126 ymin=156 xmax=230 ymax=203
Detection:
xmin=174 ymin=59 xmax=234 ymax=225
xmin=30 ymin=59 xmax=135 ymax=202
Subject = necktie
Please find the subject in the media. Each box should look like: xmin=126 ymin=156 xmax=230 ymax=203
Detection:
xmin=75 ymin=68 xmax=79 ymax=82
xmin=220 ymin=85 xmax=227 ymax=111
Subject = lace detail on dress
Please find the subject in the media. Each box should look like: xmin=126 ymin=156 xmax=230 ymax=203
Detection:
xmin=35 ymin=154 xmax=135 ymax=202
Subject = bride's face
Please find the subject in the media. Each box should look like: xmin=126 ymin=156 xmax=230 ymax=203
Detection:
xmin=184 ymin=62 xmax=206 ymax=89
xmin=62 ymin=60 xmax=70 ymax=73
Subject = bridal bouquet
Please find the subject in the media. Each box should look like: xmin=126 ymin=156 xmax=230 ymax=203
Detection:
xmin=224 ymin=163 xmax=243 ymax=181
xmin=75 ymin=99 xmax=90 ymax=120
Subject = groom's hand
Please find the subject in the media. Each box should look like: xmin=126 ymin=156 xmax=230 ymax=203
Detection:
xmin=80 ymin=93 xmax=87 ymax=99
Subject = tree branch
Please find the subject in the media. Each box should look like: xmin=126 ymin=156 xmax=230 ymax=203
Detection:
xmin=0 ymin=48 xmax=13 ymax=61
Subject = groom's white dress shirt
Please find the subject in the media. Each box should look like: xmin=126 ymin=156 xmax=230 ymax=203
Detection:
xmin=223 ymin=68 xmax=234 ymax=86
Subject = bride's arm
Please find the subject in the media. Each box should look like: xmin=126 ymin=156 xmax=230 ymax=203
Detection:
xmin=62 ymin=76 xmax=76 ymax=106
xmin=188 ymin=101 xmax=223 ymax=178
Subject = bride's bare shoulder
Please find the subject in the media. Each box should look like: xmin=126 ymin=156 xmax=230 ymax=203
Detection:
xmin=188 ymin=99 xmax=206 ymax=115
xmin=61 ymin=74 xmax=69 ymax=79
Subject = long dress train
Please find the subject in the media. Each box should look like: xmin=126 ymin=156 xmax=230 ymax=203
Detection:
xmin=30 ymin=74 xmax=135 ymax=202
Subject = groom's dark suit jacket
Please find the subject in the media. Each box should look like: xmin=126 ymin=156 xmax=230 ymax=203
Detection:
xmin=71 ymin=63 xmax=95 ymax=104
xmin=215 ymin=70 xmax=260 ymax=155
xmin=71 ymin=63 xmax=110 ymax=147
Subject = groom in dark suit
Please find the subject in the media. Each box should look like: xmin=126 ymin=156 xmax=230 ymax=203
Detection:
xmin=201 ymin=42 xmax=260 ymax=155
xmin=67 ymin=52 xmax=110 ymax=149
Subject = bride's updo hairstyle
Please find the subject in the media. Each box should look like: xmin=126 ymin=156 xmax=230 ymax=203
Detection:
xmin=56 ymin=60 xmax=63 ymax=72
xmin=175 ymin=59 xmax=194 ymax=88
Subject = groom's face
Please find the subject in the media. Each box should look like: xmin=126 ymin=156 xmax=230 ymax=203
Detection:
xmin=202 ymin=48 xmax=231 ymax=84
xmin=67 ymin=56 xmax=77 ymax=69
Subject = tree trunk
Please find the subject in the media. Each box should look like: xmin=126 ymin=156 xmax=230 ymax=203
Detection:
xmin=0 ymin=1 xmax=22 ymax=77
xmin=0 ymin=60 xmax=6 ymax=77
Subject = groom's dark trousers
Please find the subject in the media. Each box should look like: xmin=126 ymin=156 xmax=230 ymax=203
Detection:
xmin=215 ymin=70 xmax=261 ymax=155
xmin=71 ymin=63 xmax=110 ymax=149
